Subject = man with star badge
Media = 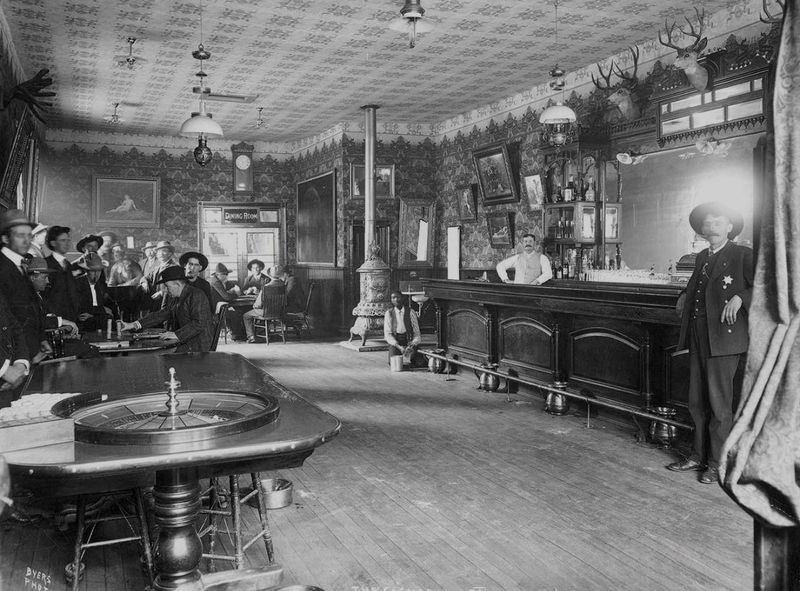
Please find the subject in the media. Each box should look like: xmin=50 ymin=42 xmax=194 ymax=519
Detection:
xmin=667 ymin=201 xmax=753 ymax=484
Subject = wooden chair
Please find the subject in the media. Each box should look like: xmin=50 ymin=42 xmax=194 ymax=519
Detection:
xmin=210 ymin=302 xmax=229 ymax=351
xmin=253 ymin=285 xmax=286 ymax=344
xmin=285 ymin=281 xmax=315 ymax=338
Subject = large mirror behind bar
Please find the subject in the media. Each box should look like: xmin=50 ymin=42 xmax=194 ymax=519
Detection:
xmin=613 ymin=133 xmax=761 ymax=276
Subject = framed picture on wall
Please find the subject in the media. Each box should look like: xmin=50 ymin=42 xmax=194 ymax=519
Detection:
xmin=350 ymin=163 xmax=395 ymax=198
xmin=524 ymin=174 xmax=544 ymax=210
xmin=296 ymin=170 xmax=336 ymax=265
xmin=487 ymin=212 xmax=514 ymax=248
xmin=472 ymin=142 xmax=518 ymax=206
xmin=456 ymin=184 xmax=477 ymax=221
xmin=92 ymin=176 xmax=160 ymax=228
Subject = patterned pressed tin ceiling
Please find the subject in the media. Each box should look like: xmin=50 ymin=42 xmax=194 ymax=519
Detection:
xmin=3 ymin=0 xmax=741 ymax=143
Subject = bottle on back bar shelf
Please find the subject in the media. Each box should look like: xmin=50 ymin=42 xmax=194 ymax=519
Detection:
xmin=554 ymin=182 xmax=562 ymax=202
xmin=615 ymin=245 xmax=622 ymax=270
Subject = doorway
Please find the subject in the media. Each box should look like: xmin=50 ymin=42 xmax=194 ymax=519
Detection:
xmin=198 ymin=203 xmax=286 ymax=286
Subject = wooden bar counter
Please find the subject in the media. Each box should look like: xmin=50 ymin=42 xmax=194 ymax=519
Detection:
xmin=423 ymin=278 xmax=688 ymax=410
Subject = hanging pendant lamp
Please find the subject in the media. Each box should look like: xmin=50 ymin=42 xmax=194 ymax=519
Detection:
xmin=539 ymin=1 xmax=577 ymax=147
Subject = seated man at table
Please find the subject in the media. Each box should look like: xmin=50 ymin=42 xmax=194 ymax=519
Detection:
xmin=75 ymin=253 xmax=112 ymax=332
xmin=243 ymin=259 xmax=267 ymax=295
xmin=210 ymin=263 xmax=245 ymax=341
xmin=108 ymin=250 xmax=143 ymax=287
xmin=120 ymin=266 xmax=214 ymax=353
xmin=242 ymin=265 xmax=286 ymax=343
xmin=383 ymin=290 xmax=425 ymax=367
xmin=496 ymin=233 xmax=553 ymax=285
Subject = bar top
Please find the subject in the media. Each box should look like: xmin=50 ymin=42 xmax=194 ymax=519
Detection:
xmin=422 ymin=278 xmax=683 ymax=325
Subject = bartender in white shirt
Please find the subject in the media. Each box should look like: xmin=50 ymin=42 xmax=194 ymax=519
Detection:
xmin=496 ymin=233 xmax=553 ymax=285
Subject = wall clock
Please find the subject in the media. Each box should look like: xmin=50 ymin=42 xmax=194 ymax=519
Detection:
xmin=231 ymin=142 xmax=254 ymax=194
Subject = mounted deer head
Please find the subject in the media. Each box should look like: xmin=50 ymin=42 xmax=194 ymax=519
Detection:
xmin=659 ymin=7 xmax=709 ymax=92
xmin=760 ymin=0 xmax=784 ymax=24
xmin=591 ymin=47 xmax=641 ymax=121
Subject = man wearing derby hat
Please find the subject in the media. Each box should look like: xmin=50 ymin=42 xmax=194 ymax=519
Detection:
xmin=179 ymin=251 xmax=212 ymax=312
xmin=141 ymin=240 xmax=178 ymax=310
xmin=75 ymin=252 xmax=112 ymax=332
xmin=209 ymin=263 xmax=245 ymax=340
xmin=120 ymin=265 xmax=215 ymax=353
xmin=0 ymin=210 xmax=58 ymax=358
xmin=666 ymin=201 xmax=753 ymax=484
xmin=26 ymin=256 xmax=80 ymax=361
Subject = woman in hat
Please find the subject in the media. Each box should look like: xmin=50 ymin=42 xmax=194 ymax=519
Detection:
xmin=243 ymin=259 xmax=267 ymax=295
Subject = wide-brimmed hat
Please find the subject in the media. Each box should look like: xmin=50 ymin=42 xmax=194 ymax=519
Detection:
xmin=689 ymin=201 xmax=744 ymax=239
xmin=76 ymin=234 xmax=103 ymax=253
xmin=155 ymin=265 xmax=187 ymax=284
xmin=77 ymin=252 xmax=105 ymax=271
xmin=247 ymin=258 xmax=265 ymax=271
xmin=179 ymin=251 xmax=209 ymax=270
xmin=215 ymin=263 xmax=230 ymax=275
xmin=141 ymin=241 xmax=157 ymax=252
xmin=269 ymin=264 xmax=285 ymax=279
xmin=154 ymin=240 xmax=174 ymax=252
xmin=25 ymin=256 xmax=56 ymax=274
xmin=31 ymin=223 xmax=48 ymax=236
xmin=0 ymin=209 xmax=33 ymax=234
xmin=98 ymin=230 xmax=119 ymax=243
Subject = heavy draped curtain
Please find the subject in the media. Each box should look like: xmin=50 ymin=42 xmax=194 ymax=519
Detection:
xmin=721 ymin=0 xmax=800 ymax=528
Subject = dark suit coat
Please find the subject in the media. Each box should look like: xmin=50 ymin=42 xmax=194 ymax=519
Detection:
xmin=285 ymin=276 xmax=305 ymax=313
xmin=44 ymin=254 xmax=79 ymax=321
xmin=188 ymin=276 xmax=213 ymax=312
xmin=0 ymin=290 xmax=29 ymax=366
xmin=209 ymin=275 xmax=238 ymax=307
xmin=75 ymin=275 xmax=110 ymax=313
xmin=678 ymin=242 xmax=753 ymax=357
xmin=0 ymin=252 xmax=42 ymax=354
xmin=138 ymin=284 xmax=214 ymax=353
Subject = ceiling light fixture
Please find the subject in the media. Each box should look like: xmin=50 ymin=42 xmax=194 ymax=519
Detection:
xmin=539 ymin=0 xmax=577 ymax=147
xmin=179 ymin=1 xmax=223 ymax=167
xmin=388 ymin=0 xmax=434 ymax=49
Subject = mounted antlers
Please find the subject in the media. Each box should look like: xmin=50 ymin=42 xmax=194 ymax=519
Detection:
xmin=659 ymin=7 xmax=709 ymax=92
xmin=760 ymin=0 xmax=784 ymax=24
xmin=592 ymin=47 xmax=640 ymax=121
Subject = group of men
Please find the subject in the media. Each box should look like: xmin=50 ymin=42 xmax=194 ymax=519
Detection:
xmin=0 ymin=207 xmax=308 ymax=394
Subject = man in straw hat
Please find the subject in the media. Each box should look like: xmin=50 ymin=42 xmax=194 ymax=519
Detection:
xmin=666 ymin=201 xmax=753 ymax=484
xmin=120 ymin=266 xmax=214 ymax=353
xmin=28 ymin=223 xmax=49 ymax=259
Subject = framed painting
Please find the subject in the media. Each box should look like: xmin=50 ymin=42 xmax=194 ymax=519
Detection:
xmin=92 ymin=176 xmax=160 ymax=228
xmin=350 ymin=163 xmax=395 ymax=198
xmin=524 ymin=174 xmax=544 ymax=210
xmin=456 ymin=184 xmax=477 ymax=221
xmin=487 ymin=212 xmax=514 ymax=248
xmin=297 ymin=170 xmax=336 ymax=265
xmin=472 ymin=142 xmax=518 ymax=206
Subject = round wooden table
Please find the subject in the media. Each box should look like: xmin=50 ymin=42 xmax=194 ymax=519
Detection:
xmin=5 ymin=352 xmax=341 ymax=590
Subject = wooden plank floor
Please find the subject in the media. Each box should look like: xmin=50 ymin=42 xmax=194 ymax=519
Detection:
xmin=0 ymin=339 xmax=753 ymax=590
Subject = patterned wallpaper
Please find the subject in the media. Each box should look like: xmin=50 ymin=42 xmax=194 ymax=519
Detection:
xmin=435 ymin=110 xmax=546 ymax=269
xmin=37 ymin=146 xmax=294 ymax=256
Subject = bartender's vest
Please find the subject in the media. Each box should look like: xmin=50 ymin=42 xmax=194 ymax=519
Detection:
xmin=515 ymin=253 xmax=542 ymax=284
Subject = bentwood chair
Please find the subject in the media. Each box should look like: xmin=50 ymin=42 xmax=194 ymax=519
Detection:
xmin=285 ymin=281 xmax=315 ymax=338
xmin=253 ymin=285 xmax=286 ymax=345
xmin=211 ymin=302 xmax=230 ymax=350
